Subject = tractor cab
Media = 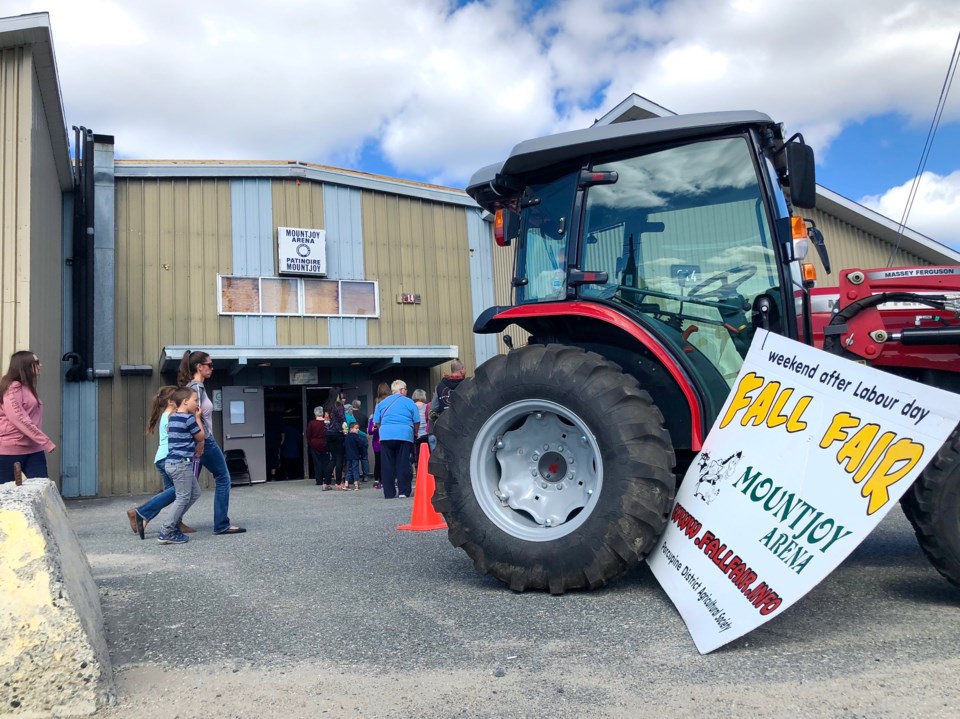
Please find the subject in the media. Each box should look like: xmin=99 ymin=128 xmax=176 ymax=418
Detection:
xmin=469 ymin=111 xmax=819 ymax=428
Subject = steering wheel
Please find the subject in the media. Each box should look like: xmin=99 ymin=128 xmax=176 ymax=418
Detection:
xmin=688 ymin=265 xmax=757 ymax=300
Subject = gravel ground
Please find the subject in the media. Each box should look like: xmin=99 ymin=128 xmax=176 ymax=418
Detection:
xmin=65 ymin=479 xmax=960 ymax=718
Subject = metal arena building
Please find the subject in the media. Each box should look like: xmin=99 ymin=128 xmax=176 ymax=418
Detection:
xmin=3 ymin=13 xmax=958 ymax=497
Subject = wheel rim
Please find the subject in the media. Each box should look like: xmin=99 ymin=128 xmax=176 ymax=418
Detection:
xmin=469 ymin=399 xmax=602 ymax=541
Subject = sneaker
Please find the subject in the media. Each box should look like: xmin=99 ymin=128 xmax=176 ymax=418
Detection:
xmin=157 ymin=530 xmax=188 ymax=545
xmin=398 ymin=494 xmax=407 ymax=498
xmin=373 ymin=483 xmax=383 ymax=489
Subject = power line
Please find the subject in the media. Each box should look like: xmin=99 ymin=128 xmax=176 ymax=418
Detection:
xmin=887 ymin=30 xmax=960 ymax=266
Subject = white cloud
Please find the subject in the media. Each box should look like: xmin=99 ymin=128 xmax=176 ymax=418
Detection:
xmin=4 ymin=0 xmax=960 ymax=199
xmin=861 ymin=172 xmax=960 ymax=252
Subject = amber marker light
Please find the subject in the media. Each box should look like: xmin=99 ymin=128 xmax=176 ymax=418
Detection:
xmin=494 ymin=209 xmax=508 ymax=246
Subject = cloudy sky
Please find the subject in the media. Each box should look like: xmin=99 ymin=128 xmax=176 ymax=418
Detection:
xmin=7 ymin=0 xmax=960 ymax=250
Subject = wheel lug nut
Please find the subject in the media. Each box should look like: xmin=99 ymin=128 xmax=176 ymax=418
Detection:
xmin=541 ymin=482 xmax=548 ymax=489
xmin=531 ymin=469 xmax=538 ymax=476
xmin=557 ymin=444 xmax=564 ymax=452
xmin=557 ymin=483 xmax=564 ymax=491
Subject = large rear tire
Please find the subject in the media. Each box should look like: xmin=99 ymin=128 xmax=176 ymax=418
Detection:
xmin=430 ymin=344 xmax=676 ymax=594
xmin=902 ymin=425 xmax=960 ymax=589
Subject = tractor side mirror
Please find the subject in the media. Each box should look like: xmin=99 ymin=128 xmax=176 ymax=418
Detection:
xmin=786 ymin=142 xmax=817 ymax=210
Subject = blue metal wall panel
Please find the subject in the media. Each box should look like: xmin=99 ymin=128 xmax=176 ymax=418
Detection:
xmin=59 ymin=192 xmax=100 ymax=497
xmin=58 ymin=193 xmax=100 ymax=497
xmin=60 ymin=383 xmax=99 ymax=496
xmin=324 ymin=184 xmax=367 ymax=346
xmin=467 ymin=208 xmax=498 ymax=365
xmin=231 ymin=179 xmax=277 ymax=346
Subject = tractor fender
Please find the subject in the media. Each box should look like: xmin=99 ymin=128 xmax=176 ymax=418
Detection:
xmin=477 ymin=301 xmax=705 ymax=450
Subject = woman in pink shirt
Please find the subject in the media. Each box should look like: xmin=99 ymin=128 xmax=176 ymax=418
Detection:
xmin=0 ymin=351 xmax=55 ymax=484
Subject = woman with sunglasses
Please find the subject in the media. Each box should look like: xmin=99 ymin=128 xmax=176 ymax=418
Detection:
xmin=0 ymin=351 xmax=56 ymax=484
xmin=177 ymin=351 xmax=246 ymax=534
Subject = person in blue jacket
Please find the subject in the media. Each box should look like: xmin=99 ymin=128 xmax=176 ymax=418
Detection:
xmin=371 ymin=380 xmax=420 ymax=499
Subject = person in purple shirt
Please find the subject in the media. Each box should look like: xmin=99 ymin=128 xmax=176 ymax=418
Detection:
xmin=371 ymin=380 xmax=420 ymax=499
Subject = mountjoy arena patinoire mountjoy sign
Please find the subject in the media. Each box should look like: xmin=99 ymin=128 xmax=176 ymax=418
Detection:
xmin=278 ymin=226 xmax=327 ymax=276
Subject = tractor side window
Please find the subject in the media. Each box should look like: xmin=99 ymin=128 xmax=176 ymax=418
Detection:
xmin=515 ymin=173 xmax=578 ymax=303
xmin=580 ymin=136 xmax=779 ymax=386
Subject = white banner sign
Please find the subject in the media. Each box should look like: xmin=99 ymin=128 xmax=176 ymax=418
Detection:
xmin=647 ymin=329 xmax=960 ymax=654
xmin=278 ymin=226 xmax=326 ymax=276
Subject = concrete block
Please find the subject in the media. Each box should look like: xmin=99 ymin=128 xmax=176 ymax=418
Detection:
xmin=0 ymin=479 xmax=114 ymax=717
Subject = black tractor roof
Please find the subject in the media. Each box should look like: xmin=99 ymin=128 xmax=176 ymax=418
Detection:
xmin=467 ymin=110 xmax=777 ymax=209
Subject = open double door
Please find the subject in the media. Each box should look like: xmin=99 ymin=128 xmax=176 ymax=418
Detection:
xmin=222 ymin=385 xmax=341 ymax=482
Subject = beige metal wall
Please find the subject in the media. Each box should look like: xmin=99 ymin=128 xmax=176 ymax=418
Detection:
xmin=99 ymin=178 xmax=234 ymax=495
xmin=0 ymin=45 xmax=63 ymax=481
xmin=801 ymin=206 xmax=928 ymax=285
xmin=0 ymin=46 xmax=32 ymax=366
xmin=362 ymin=190 xmax=477 ymax=381
xmin=28 ymin=55 xmax=64 ymax=483
xmin=272 ymin=179 xmax=329 ymax=345
xmin=490 ymin=236 xmax=529 ymax=349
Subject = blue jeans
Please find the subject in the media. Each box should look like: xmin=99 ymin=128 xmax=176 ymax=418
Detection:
xmin=160 ymin=458 xmax=201 ymax=535
xmin=359 ymin=441 xmax=370 ymax=477
xmin=345 ymin=459 xmax=361 ymax=483
xmin=0 ymin=451 xmax=47 ymax=483
xmin=199 ymin=438 xmax=232 ymax=533
xmin=136 ymin=460 xmax=175 ymax=521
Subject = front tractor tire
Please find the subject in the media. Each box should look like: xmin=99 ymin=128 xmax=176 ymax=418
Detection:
xmin=902 ymin=425 xmax=960 ymax=589
xmin=430 ymin=344 xmax=676 ymax=594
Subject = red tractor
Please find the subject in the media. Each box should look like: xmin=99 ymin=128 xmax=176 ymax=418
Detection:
xmin=429 ymin=112 xmax=960 ymax=593
xmin=811 ymin=267 xmax=960 ymax=586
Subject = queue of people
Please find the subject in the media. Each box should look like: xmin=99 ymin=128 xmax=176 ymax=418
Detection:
xmin=1 ymin=348 xmax=466 ymax=540
xmin=303 ymin=359 xmax=468 ymax=501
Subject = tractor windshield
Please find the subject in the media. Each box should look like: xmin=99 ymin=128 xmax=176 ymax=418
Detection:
xmin=579 ymin=136 xmax=781 ymax=385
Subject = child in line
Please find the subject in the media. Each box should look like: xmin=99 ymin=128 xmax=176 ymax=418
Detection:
xmin=343 ymin=422 xmax=364 ymax=491
xmin=127 ymin=386 xmax=196 ymax=539
xmin=158 ymin=387 xmax=205 ymax=545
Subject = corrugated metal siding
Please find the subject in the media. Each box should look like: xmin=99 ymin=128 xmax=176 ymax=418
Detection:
xmin=361 ymin=191 xmax=476 ymax=385
xmin=801 ymin=206 xmax=928 ymax=285
xmin=324 ymin=183 xmax=367 ymax=346
xmin=467 ymin=208 xmax=498 ymax=365
xmin=490 ymin=233 xmax=528 ymax=351
xmin=232 ymin=179 xmax=277 ymax=345
xmin=99 ymin=178 xmax=233 ymax=496
xmin=29 ymin=58 xmax=63 ymax=485
xmin=272 ymin=179 xmax=329 ymax=345
xmin=0 ymin=46 xmax=31 ymax=363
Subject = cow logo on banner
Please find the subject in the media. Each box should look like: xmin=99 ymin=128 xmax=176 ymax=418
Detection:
xmin=692 ymin=451 xmax=742 ymax=504
xmin=647 ymin=329 xmax=960 ymax=654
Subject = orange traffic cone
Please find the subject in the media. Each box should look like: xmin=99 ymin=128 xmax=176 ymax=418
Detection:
xmin=397 ymin=444 xmax=447 ymax=531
